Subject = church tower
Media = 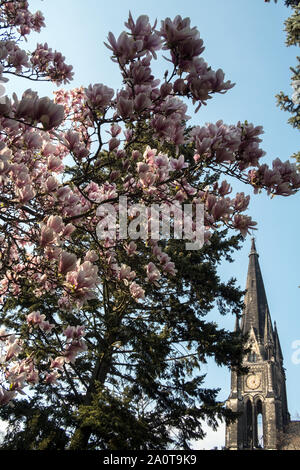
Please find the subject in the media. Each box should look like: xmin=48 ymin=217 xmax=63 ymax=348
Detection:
xmin=225 ymin=239 xmax=290 ymax=450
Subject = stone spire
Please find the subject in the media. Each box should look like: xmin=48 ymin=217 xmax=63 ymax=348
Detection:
xmin=241 ymin=238 xmax=269 ymax=342
xmin=264 ymin=307 xmax=274 ymax=359
xmin=274 ymin=321 xmax=283 ymax=362
xmin=226 ymin=239 xmax=290 ymax=450
xmin=234 ymin=313 xmax=240 ymax=332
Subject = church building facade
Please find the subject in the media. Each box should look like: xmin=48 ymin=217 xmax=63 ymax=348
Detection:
xmin=225 ymin=239 xmax=290 ymax=450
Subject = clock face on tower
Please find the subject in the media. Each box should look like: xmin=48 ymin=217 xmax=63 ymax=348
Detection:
xmin=246 ymin=373 xmax=261 ymax=390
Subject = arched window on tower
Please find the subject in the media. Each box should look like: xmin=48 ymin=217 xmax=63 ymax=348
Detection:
xmin=255 ymin=399 xmax=264 ymax=449
xmin=248 ymin=352 xmax=257 ymax=363
xmin=245 ymin=399 xmax=253 ymax=449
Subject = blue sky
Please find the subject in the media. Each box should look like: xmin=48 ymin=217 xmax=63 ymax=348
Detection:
xmin=6 ymin=0 xmax=300 ymax=448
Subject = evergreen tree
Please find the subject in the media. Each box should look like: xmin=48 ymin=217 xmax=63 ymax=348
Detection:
xmin=0 ymin=229 xmax=246 ymax=450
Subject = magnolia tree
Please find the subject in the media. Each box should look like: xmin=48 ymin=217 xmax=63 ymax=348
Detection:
xmin=0 ymin=1 xmax=300 ymax=449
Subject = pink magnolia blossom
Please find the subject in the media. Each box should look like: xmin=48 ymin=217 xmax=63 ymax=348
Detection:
xmin=47 ymin=215 xmax=65 ymax=234
xmin=40 ymin=226 xmax=56 ymax=247
xmin=45 ymin=246 xmax=62 ymax=261
xmin=125 ymin=12 xmax=152 ymax=38
xmin=3 ymin=3 xmax=46 ymax=37
xmin=5 ymin=336 xmax=22 ymax=361
xmin=26 ymin=311 xmax=46 ymax=327
xmin=109 ymin=137 xmax=120 ymax=152
xmin=39 ymin=321 xmax=55 ymax=334
xmin=108 ymin=124 xmax=122 ymax=137
xmin=44 ymin=370 xmax=60 ymax=384
xmin=84 ymin=250 xmax=99 ymax=263
xmin=105 ymin=31 xmax=144 ymax=65
xmin=64 ymin=129 xmax=80 ymax=150
xmin=63 ymin=339 xmax=87 ymax=363
xmin=50 ymin=356 xmax=66 ymax=370
xmin=233 ymin=214 xmax=257 ymax=238
xmin=160 ymin=16 xmax=200 ymax=46
xmin=26 ymin=368 xmax=39 ymax=384
xmin=217 ymin=180 xmax=232 ymax=197
xmin=26 ymin=311 xmax=55 ymax=333
xmin=37 ymin=97 xmax=65 ymax=129
xmin=162 ymin=261 xmax=177 ymax=276
xmin=8 ymin=45 xmax=30 ymax=72
xmin=63 ymin=325 xmax=85 ymax=340
xmin=146 ymin=262 xmax=161 ymax=283
xmin=211 ymin=198 xmax=231 ymax=221
xmin=45 ymin=175 xmax=59 ymax=192
xmin=134 ymin=93 xmax=152 ymax=113
xmin=124 ymin=241 xmax=137 ymax=256
xmin=17 ymin=184 xmax=36 ymax=203
xmin=154 ymin=153 xmax=170 ymax=171
xmin=58 ymin=251 xmax=77 ymax=275
xmin=65 ymin=261 xmax=99 ymax=300
xmin=62 ymin=223 xmax=76 ymax=239
xmin=14 ymin=90 xmax=65 ymax=129
xmin=233 ymin=193 xmax=250 ymax=212
xmin=118 ymin=264 xmax=136 ymax=284
xmin=47 ymin=155 xmax=64 ymax=172
xmin=116 ymin=95 xmax=134 ymax=119
xmin=137 ymin=162 xmax=150 ymax=174
xmin=170 ymin=155 xmax=188 ymax=171
xmin=0 ymin=389 xmax=15 ymax=406
xmin=85 ymin=83 xmax=114 ymax=110
xmin=129 ymin=282 xmax=145 ymax=301
xmin=31 ymin=42 xmax=73 ymax=85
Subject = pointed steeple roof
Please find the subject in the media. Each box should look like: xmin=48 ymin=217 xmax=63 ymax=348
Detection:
xmin=250 ymin=237 xmax=258 ymax=256
xmin=234 ymin=313 xmax=240 ymax=332
xmin=274 ymin=321 xmax=283 ymax=362
xmin=241 ymin=238 xmax=270 ymax=341
xmin=264 ymin=307 xmax=274 ymax=347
